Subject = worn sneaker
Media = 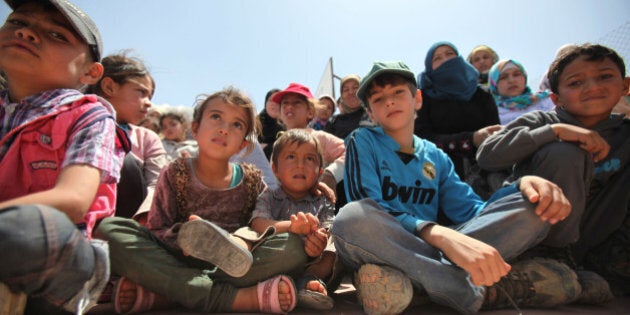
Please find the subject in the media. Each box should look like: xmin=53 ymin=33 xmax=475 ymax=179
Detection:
xmin=574 ymin=270 xmax=614 ymax=305
xmin=62 ymin=239 xmax=110 ymax=314
xmin=354 ymin=264 xmax=413 ymax=315
xmin=517 ymin=245 xmax=578 ymax=269
xmin=584 ymin=231 xmax=630 ymax=296
xmin=483 ymin=258 xmax=581 ymax=310
xmin=0 ymin=282 xmax=26 ymax=315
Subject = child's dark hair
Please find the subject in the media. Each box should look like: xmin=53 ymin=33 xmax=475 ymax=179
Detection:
xmin=193 ymin=87 xmax=260 ymax=155
xmin=87 ymin=51 xmax=155 ymax=96
xmin=265 ymin=88 xmax=281 ymax=104
xmin=160 ymin=111 xmax=188 ymax=129
xmin=547 ymin=43 xmax=626 ymax=94
xmin=363 ymin=73 xmax=417 ymax=109
xmin=271 ymin=129 xmax=323 ymax=168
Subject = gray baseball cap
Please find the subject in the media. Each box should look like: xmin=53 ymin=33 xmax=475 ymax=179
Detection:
xmin=4 ymin=0 xmax=102 ymax=61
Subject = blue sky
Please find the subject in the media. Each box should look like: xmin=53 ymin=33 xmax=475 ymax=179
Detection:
xmin=1 ymin=0 xmax=629 ymax=112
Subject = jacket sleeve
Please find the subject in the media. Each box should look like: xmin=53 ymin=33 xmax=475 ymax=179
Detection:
xmin=477 ymin=112 xmax=558 ymax=171
xmin=316 ymin=131 xmax=346 ymax=183
xmin=136 ymin=127 xmax=169 ymax=214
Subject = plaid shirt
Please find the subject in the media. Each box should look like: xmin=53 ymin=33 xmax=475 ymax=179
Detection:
xmin=0 ymin=89 xmax=121 ymax=183
xmin=251 ymin=186 xmax=335 ymax=229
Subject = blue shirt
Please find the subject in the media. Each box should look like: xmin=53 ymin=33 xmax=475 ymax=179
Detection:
xmin=345 ymin=126 xmax=516 ymax=233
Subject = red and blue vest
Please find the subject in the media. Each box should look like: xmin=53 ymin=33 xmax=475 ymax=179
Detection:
xmin=0 ymin=95 xmax=130 ymax=237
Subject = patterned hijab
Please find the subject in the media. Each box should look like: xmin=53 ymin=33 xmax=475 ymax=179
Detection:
xmin=418 ymin=41 xmax=479 ymax=101
xmin=489 ymin=59 xmax=550 ymax=111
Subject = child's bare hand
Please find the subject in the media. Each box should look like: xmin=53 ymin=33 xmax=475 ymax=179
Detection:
xmin=303 ymin=228 xmax=327 ymax=257
xmin=180 ymin=150 xmax=192 ymax=158
xmin=551 ymin=123 xmax=610 ymax=162
xmin=473 ymin=125 xmax=502 ymax=147
xmin=289 ymin=212 xmax=319 ymax=235
xmin=520 ymin=175 xmax=572 ymax=224
xmin=423 ymin=225 xmax=510 ymax=287
xmin=310 ymin=179 xmax=337 ymax=204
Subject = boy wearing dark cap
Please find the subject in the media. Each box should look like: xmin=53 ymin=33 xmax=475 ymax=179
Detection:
xmin=0 ymin=0 xmax=126 ymax=313
xmin=331 ymin=61 xmax=583 ymax=314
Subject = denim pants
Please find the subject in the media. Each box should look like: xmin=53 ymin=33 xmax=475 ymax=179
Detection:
xmin=0 ymin=205 xmax=97 ymax=311
xmin=95 ymin=217 xmax=308 ymax=312
xmin=331 ymin=192 xmax=550 ymax=314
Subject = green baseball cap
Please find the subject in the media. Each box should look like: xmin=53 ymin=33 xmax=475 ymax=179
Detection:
xmin=357 ymin=61 xmax=416 ymax=105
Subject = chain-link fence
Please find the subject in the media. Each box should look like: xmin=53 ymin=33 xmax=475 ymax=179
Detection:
xmin=599 ymin=21 xmax=630 ymax=75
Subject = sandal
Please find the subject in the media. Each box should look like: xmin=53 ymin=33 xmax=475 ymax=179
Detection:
xmin=177 ymin=219 xmax=253 ymax=278
xmin=257 ymin=275 xmax=297 ymax=314
xmin=296 ymin=275 xmax=335 ymax=310
xmin=113 ymin=277 xmax=159 ymax=314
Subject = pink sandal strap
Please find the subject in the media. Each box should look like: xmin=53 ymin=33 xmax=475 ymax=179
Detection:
xmin=257 ymin=275 xmax=297 ymax=314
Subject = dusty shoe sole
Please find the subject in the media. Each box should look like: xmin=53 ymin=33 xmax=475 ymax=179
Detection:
xmin=0 ymin=282 xmax=26 ymax=315
xmin=355 ymin=264 xmax=413 ymax=315
xmin=177 ymin=220 xmax=253 ymax=277
xmin=575 ymin=270 xmax=614 ymax=305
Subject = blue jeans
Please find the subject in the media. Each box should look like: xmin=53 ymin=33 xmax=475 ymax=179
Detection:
xmin=331 ymin=192 xmax=550 ymax=314
xmin=0 ymin=205 xmax=98 ymax=311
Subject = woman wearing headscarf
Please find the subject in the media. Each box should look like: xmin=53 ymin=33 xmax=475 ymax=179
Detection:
xmin=415 ymin=41 xmax=502 ymax=199
xmin=467 ymin=45 xmax=500 ymax=87
xmin=488 ymin=59 xmax=554 ymax=125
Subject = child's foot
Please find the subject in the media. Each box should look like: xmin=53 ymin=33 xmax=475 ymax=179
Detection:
xmin=296 ymin=276 xmax=335 ymax=310
xmin=113 ymin=277 xmax=172 ymax=314
xmin=114 ymin=278 xmax=138 ymax=314
xmin=232 ymin=275 xmax=297 ymax=314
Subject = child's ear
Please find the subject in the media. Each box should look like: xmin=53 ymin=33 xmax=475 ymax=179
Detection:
xmin=414 ymin=89 xmax=423 ymax=111
xmin=191 ymin=121 xmax=199 ymax=138
xmin=271 ymin=161 xmax=279 ymax=177
xmin=80 ymin=62 xmax=104 ymax=85
xmin=99 ymin=77 xmax=118 ymax=97
xmin=622 ymin=76 xmax=630 ymax=95
xmin=240 ymin=139 xmax=248 ymax=150
xmin=550 ymin=93 xmax=563 ymax=107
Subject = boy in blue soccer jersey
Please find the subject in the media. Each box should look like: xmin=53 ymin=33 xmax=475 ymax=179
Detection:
xmin=331 ymin=61 xmax=584 ymax=315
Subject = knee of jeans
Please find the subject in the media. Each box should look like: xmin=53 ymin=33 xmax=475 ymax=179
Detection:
xmin=514 ymin=206 xmax=551 ymax=240
xmin=332 ymin=200 xmax=381 ymax=238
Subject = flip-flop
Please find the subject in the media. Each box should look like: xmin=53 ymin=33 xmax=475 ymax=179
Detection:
xmin=296 ymin=275 xmax=335 ymax=310
xmin=177 ymin=219 xmax=253 ymax=278
xmin=257 ymin=275 xmax=297 ymax=314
